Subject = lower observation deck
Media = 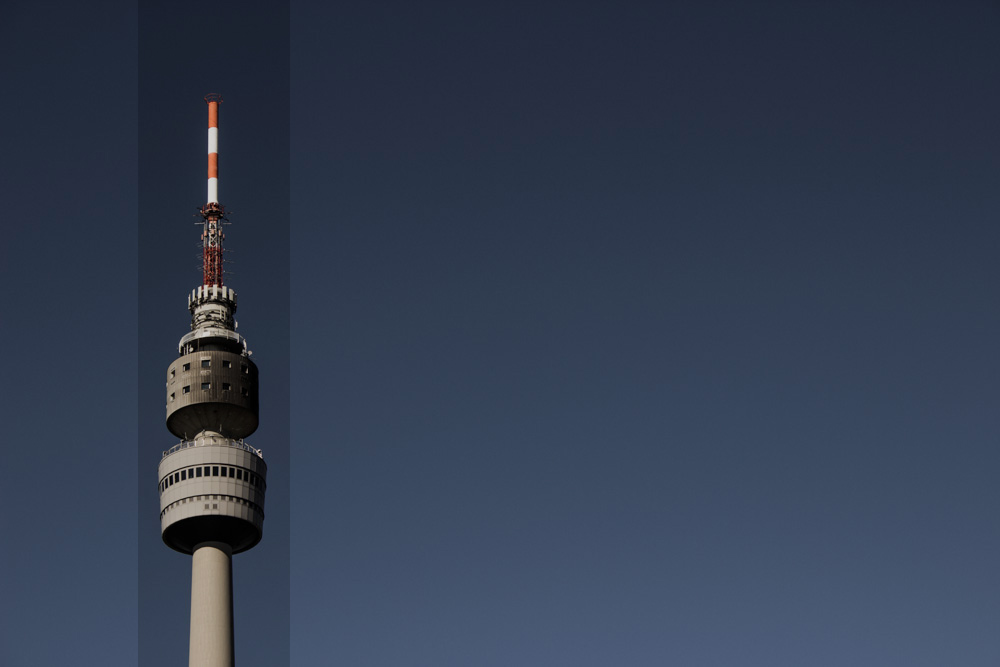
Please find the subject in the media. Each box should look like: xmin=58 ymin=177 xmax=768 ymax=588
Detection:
xmin=158 ymin=433 xmax=267 ymax=554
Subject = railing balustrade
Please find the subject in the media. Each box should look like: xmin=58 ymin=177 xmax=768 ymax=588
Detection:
xmin=162 ymin=438 xmax=263 ymax=459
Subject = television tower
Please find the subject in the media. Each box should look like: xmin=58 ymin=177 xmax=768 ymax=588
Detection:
xmin=158 ymin=94 xmax=266 ymax=667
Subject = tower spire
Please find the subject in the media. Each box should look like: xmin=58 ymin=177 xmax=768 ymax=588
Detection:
xmin=201 ymin=93 xmax=225 ymax=287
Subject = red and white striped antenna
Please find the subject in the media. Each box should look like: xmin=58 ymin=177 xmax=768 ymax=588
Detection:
xmin=200 ymin=93 xmax=226 ymax=286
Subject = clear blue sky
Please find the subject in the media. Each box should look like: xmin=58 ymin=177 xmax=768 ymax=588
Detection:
xmin=2 ymin=1 xmax=998 ymax=665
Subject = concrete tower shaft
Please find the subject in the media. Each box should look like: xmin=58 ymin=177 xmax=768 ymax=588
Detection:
xmin=189 ymin=543 xmax=235 ymax=667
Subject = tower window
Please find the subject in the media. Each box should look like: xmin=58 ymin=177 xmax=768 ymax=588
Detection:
xmin=195 ymin=468 xmax=202 ymax=478
xmin=212 ymin=466 xmax=219 ymax=476
xmin=236 ymin=469 xmax=243 ymax=481
xmin=182 ymin=386 xmax=190 ymax=394
xmin=169 ymin=393 xmax=175 ymax=402
xmin=228 ymin=467 xmax=235 ymax=478
xmin=201 ymin=382 xmax=210 ymax=391
xmin=201 ymin=359 xmax=210 ymax=368
xmin=241 ymin=364 xmax=248 ymax=375
xmin=182 ymin=363 xmax=191 ymax=371
xmin=241 ymin=387 xmax=249 ymax=397
xmin=170 ymin=369 xmax=175 ymax=378
xmin=222 ymin=360 xmax=232 ymax=369
xmin=222 ymin=383 xmax=231 ymax=391
xmin=181 ymin=470 xmax=186 ymax=480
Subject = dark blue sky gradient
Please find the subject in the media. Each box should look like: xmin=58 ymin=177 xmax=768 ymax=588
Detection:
xmin=2 ymin=1 xmax=999 ymax=665
xmin=1 ymin=2 xmax=139 ymax=665
xmin=292 ymin=3 xmax=999 ymax=665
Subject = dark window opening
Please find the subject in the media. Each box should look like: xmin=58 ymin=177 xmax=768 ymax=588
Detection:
xmin=228 ymin=467 xmax=235 ymax=478
xmin=201 ymin=382 xmax=210 ymax=390
xmin=182 ymin=363 xmax=190 ymax=371
xmin=213 ymin=466 xmax=219 ymax=476
xmin=201 ymin=359 xmax=210 ymax=368
xmin=196 ymin=468 xmax=202 ymax=478
xmin=182 ymin=386 xmax=190 ymax=394
xmin=222 ymin=382 xmax=231 ymax=391
xmin=236 ymin=469 xmax=243 ymax=481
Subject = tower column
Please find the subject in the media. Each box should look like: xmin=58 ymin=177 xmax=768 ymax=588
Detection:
xmin=189 ymin=542 xmax=235 ymax=667
xmin=161 ymin=94 xmax=265 ymax=666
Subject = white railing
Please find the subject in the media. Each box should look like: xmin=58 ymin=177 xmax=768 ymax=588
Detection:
xmin=162 ymin=438 xmax=263 ymax=459
xmin=177 ymin=327 xmax=249 ymax=354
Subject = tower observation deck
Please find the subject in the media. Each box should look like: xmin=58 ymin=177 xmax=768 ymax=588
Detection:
xmin=158 ymin=95 xmax=266 ymax=667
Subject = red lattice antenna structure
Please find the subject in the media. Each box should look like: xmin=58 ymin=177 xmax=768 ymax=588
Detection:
xmin=200 ymin=93 xmax=226 ymax=286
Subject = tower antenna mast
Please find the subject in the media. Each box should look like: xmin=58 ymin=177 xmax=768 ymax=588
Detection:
xmin=201 ymin=93 xmax=226 ymax=286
